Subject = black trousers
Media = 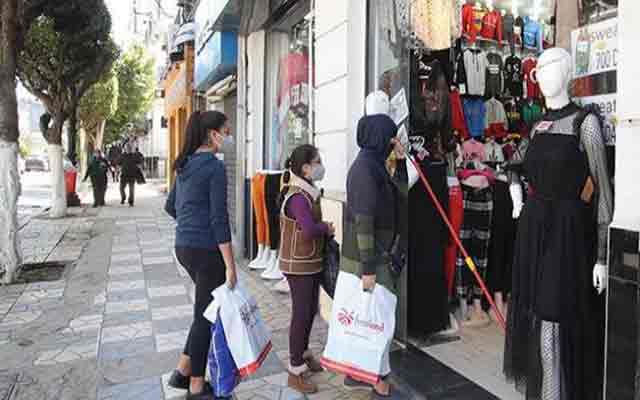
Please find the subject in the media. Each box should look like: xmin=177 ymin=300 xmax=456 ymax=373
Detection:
xmin=91 ymin=175 xmax=107 ymax=206
xmin=175 ymin=246 xmax=227 ymax=377
xmin=285 ymin=273 xmax=321 ymax=367
xmin=264 ymin=173 xmax=282 ymax=250
xmin=120 ymin=178 xmax=135 ymax=205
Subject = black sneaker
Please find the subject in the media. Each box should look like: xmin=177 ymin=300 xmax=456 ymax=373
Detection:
xmin=167 ymin=370 xmax=190 ymax=390
xmin=343 ymin=376 xmax=372 ymax=391
xmin=186 ymin=383 xmax=215 ymax=400
xmin=121 ymin=199 xmax=125 ymax=205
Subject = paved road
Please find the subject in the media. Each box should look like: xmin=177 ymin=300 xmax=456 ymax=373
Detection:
xmin=18 ymin=171 xmax=52 ymax=226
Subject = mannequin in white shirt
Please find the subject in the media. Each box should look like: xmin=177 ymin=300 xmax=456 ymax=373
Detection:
xmin=510 ymin=48 xmax=608 ymax=294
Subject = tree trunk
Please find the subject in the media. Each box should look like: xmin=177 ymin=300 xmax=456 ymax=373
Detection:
xmin=95 ymin=119 xmax=106 ymax=150
xmin=0 ymin=0 xmax=21 ymax=283
xmin=47 ymin=114 xmax=67 ymax=218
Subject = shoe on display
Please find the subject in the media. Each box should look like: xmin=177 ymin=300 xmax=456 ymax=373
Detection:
xmin=273 ymin=277 xmax=290 ymax=293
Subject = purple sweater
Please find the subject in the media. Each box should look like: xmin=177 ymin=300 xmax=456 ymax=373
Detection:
xmin=286 ymin=193 xmax=328 ymax=240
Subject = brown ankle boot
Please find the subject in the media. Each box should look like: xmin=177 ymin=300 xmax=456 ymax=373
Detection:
xmin=288 ymin=373 xmax=318 ymax=394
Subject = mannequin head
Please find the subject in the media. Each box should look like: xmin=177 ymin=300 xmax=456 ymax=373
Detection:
xmin=537 ymin=48 xmax=572 ymax=109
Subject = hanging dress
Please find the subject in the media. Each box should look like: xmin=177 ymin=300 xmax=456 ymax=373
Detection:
xmin=504 ymin=106 xmax=607 ymax=400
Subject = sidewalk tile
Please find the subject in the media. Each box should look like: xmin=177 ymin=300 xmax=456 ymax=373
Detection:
xmin=0 ymin=310 xmax=42 ymax=327
xmin=105 ymin=299 xmax=149 ymax=314
xmin=101 ymin=321 xmax=153 ymax=344
xmin=155 ymin=329 xmax=189 ymax=353
xmin=99 ymin=336 xmax=155 ymax=362
xmin=152 ymin=305 xmax=193 ymax=321
xmin=143 ymin=256 xmax=174 ymax=266
xmin=35 ymin=340 xmax=98 ymax=366
xmin=147 ymin=285 xmax=186 ymax=298
xmin=98 ymin=376 xmax=162 ymax=400
xmin=107 ymin=280 xmax=146 ymax=293
xmin=109 ymin=265 xmax=144 ymax=276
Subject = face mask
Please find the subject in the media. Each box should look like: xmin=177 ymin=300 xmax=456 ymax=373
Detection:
xmin=221 ymin=134 xmax=234 ymax=153
xmin=310 ymin=164 xmax=326 ymax=182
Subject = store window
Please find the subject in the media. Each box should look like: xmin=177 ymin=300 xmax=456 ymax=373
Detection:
xmin=264 ymin=7 xmax=312 ymax=170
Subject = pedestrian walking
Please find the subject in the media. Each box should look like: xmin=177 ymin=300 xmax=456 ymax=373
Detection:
xmin=118 ymin=144 xmax=144 ymax=207
xmin=107 ymin=144 xmax=121 ymax=183
xmin=164 ymin=110 xmax=238 ymax=400
xmin=83 ymin=148 xmax=111 ymax=207
xmin=278 ymin=145 xmax=334 ymax=394
xmin=341 ymin=91 xmax=408 ymax=399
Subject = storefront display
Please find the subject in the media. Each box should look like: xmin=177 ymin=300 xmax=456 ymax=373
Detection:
xmin=365 ymin=0 xmax=618 ymax=397
xmin=265 ymin=14 xmax=312 ymax=170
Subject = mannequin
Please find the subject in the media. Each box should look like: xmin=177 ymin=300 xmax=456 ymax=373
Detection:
xmin=509 ymin=49 xmax=609 ymax=291
xmin=504 ymin=48 xmax=612 ymax=400
xmin=249 ymin=244 xmax=268 ymax=270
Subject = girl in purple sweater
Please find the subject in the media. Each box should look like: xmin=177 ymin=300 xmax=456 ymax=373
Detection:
xmin=278 ymin=145 xmax=334 ymax=394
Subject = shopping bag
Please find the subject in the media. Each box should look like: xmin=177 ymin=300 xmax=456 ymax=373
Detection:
xmin=208 ymin=310 xmax=240 ymax=397
xmin=320 ymin=271 xmax=397 ymax=385
xmin=321 ymin=238 xmax=340 ymax=298
xmin=204 ymin=282 xmax=272 ymax=378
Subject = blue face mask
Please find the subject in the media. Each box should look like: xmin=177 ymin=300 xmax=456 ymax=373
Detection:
xmin=220 ymin=134 xmax=234 ymax=153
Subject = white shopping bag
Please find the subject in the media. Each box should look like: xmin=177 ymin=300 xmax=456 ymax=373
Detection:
xmin=204 ymin=281 xmax=272 ymax=378
xmin=321 ymin=271 xmax=397 ymax=385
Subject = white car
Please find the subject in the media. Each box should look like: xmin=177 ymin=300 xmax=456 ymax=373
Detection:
xmin=17 ymin=156 xmax=25 ymax=174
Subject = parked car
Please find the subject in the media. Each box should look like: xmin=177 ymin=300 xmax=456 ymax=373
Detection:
xmin=17 ymin=156 xmax=25 ymax=174
xmin=25 ymin=155 xmax=49 ymax=172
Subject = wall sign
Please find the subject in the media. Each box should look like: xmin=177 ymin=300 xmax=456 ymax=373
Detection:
xmin=572 ymin=18 xmax=618 ymax=145
xmin=572 ymin=18 xmax=618 ymax=78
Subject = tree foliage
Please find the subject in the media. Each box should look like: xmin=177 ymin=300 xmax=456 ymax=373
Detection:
xmin=16 ymin=0 xmax=117 ymax=145
xmin=78 ymin=67 xmax=119 ymax=149
xmin=104 ymin=45 xmax=155 ymax=146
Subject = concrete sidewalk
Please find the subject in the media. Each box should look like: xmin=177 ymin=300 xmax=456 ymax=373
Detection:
xmin=1 ymin=182 xmax=420 ymax=400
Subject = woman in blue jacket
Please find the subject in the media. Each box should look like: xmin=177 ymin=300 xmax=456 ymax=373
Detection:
xmin=164 ymin=111 xmax=237 ymax=400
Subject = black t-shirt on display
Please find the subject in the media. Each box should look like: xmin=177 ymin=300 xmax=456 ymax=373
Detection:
xmin=504 ymin=55 xmax=523 ymax=98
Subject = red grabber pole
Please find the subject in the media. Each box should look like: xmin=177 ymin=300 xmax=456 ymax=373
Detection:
xmin=407 ymin=155 xmax=506 ymax=332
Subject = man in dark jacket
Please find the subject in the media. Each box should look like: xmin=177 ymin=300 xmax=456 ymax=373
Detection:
xmin=118 ymin=145 xmax=144 ymax=206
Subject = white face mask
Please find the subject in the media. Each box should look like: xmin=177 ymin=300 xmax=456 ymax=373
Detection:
xmin=221 ymin=134 xmax=234 ymax=153
xmin=310 ymin=163 xmax=326 ymax=182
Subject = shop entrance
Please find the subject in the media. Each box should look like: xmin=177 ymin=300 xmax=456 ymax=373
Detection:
xmin=366 ymin=0 xmax=618 ymax=398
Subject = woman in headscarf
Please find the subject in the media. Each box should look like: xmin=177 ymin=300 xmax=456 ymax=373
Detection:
xmin=340 ymin=91 xmax=409 ymax=399
xmin=83 ymin=148 xmax=112 ymax=207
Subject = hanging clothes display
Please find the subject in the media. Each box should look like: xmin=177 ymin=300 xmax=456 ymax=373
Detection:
xmin=462 ymin=48 xmax=488 ymax=96
xmin=485 ymin=52 xmax=504 ymax=99
xmin=408 ymin=158 xmax=450 ymax=336
xmin=410 ymin=0 xmax=460 ymax=51
xmin=410 ymin=56 xmax=454 ymax=153
xmin=480 ymin=9 xmax=504 ymax=43
xmin=523 ymin=56 xmax=541 ymax=99
xmin=450 ymin=89 xmax=470 ymax=139
xmin=504 ymin=55 xmax=524 ymax=98
xmin=463 ymin=98 xmax=486 ymax=138
xmin=444 ymin=177 xmax=463 ymax=296
xmin=455 ymin=184 xmax=493 ymax=300
xmin=523 ymin=16 xmax=544 ymax=51
xmin=486 ymin=180 xmax=515 ymax=295
xmin=251 ymin=173 xmax=270 ymax=248
xmin=484 ymin=98 xmax=508 ymax=139
xmin=265 ymin=173 xmax=284 ymax=251
xmin=462 ymin=2 xmax=486 ymax=43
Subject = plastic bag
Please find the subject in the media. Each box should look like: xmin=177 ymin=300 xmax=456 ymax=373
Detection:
xmin=321 ymin=271 xmax=397 ymax=385
xmin=208 ymin=310 xmax=239 ymax=397
xmin=204 ymin=282 xmax=272 ymax=378
xmin=321 ymin=238 xmax=340 ymax=298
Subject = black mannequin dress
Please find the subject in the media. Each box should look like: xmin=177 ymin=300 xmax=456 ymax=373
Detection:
xmin=504 ymin=104 xmax=606 ymax=400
